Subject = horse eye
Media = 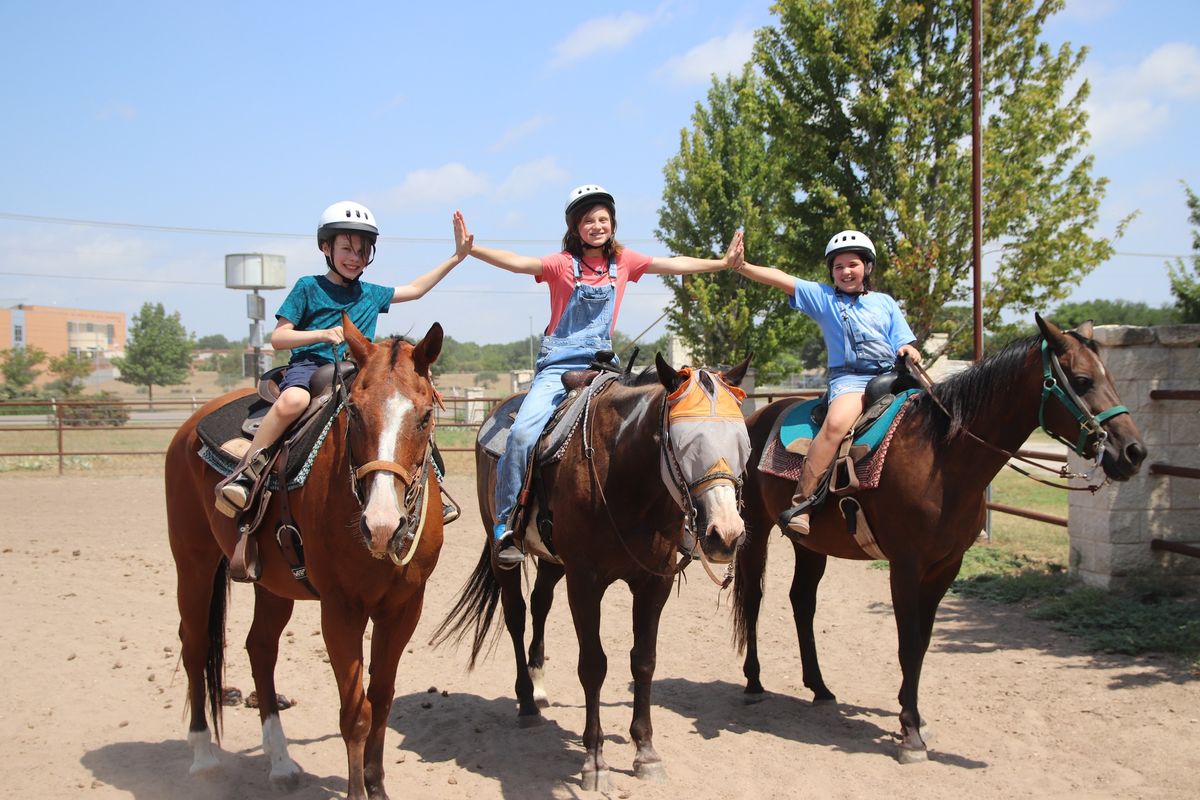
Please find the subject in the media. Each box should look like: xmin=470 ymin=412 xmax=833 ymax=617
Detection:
xmin=418 ymin=409 xmax=433 ymax=430
xmin=1071 ymin=376 xmax=1093 ymax=393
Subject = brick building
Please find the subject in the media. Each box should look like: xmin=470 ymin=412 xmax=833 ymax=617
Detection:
xmin=0 ymin=304 xmax=126 ymax=359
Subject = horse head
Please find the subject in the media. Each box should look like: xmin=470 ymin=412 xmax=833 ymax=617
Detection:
xmin=1035 ymin=314 xmax=1146 ymax=481
xmin=655 ymin=353 xmax=753 ymax=563
xmin=342 ymin=313 xmax=444 ymax=560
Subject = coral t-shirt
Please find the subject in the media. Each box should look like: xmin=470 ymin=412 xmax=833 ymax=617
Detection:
xmin=536 ymin=249 xmax=652 ymax=336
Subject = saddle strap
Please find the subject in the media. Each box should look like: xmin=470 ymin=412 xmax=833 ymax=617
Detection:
xmin=838 ymin=496 xmax=887 ymax=560
xmin=275 ymin=442 xmax=320 ymax=598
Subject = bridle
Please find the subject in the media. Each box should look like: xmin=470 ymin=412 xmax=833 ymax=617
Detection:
xmin=334 ymin=365 xmax=435 ymax=566
xmin=909 ymin=337 xmax=1129 ymax=492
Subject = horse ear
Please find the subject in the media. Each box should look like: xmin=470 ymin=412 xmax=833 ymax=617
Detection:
xmin=721 ymin=353 xmax=754 ymax=387
xmin=412 ymin=322 xmax=443 ymax=378
xmin=1035 ymin=313 xmax=1069 ymax=356
xmin=343 ymin=312 xmax=373 ymax=365
xmin=655 ymin=352 xmax=683 ymax=393
xmin=1075 ymin=319 xmax=1095 ymax=340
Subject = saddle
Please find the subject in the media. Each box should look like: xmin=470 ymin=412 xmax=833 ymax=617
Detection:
xmin=760 ymin=369 xmax=922 ymax=560
xmin=195 ymin=361 xmax=357 ymax=591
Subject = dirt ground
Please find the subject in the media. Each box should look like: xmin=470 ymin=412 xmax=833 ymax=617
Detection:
xmin=2 ymin=470 xmax=1198 ymax=800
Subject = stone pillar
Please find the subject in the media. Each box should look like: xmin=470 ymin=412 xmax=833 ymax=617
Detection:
xmin=1068 ymin=324 xmax=1200 ymax=590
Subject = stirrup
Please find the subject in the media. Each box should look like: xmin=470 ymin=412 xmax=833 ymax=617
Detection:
xmin=777 ymin=504 xmax=811 ymax=539
xmin=493 ymin=532 xmax=525 ymax=569
xmin=441 ymin=489 xmax=460 ymax=525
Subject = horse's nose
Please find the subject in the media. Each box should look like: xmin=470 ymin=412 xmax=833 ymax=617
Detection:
xmin=1125 ymin=440 xmax=1147 ymax=470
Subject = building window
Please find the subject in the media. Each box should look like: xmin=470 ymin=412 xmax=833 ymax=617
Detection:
xmin=13 ymin=325 xmax=22 ymax=343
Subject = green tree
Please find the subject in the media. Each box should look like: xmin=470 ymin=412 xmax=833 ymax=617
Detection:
xmin=1050 ymin=299 xmax=1178 ymax=328
xmin=0 ymin=345 xmax=47 ymax=392
xmin=194 ymin=333 xmax=235 ymax=350
xmin=748 ymin=0 xmax=1123 ymax=353
xmin=112 ymin=303 xmax=193 ymax=401
xmin=657 ymin=66 xmax=805 ymax=380
xmin=1168 ymin=181 xmax=1200 ymax=323
xmin=47 ymin=352 xmax=95 ymax=397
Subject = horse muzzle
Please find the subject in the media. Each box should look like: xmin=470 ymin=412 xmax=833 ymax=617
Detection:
xmin=693 ymin=482 xmax=746 ymax=563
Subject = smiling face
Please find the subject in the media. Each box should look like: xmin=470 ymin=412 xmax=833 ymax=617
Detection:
xmin=575 ymin=205 xmax=614 ymax=253
xmin=829 ymin=251 xmax=870 ymax=293
xmin=322 ymin=233 xmax=373 ymax=285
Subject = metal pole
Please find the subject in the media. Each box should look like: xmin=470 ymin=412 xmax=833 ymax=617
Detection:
xmin=971 ymin=0 xmax=984 ymax=363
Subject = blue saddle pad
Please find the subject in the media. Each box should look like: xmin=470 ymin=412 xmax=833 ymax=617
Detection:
xmin=779 ymin=388 xmax=921 ymax=457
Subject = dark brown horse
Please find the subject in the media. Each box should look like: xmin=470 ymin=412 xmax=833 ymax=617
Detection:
xmin=733 ymin=315 xmax=1146 ymax=762
xmin=165 ymin=316 xmax=445 ymax=800
xmin=435 ymin=355 xmax=752 ymax=790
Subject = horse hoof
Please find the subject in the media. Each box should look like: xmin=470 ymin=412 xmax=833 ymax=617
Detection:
xmin=896 ymin=745 xmax=928 ymax=765
xmin=634 ymin=760 xmax=667 ymax=783
xmin=517 ymin=712 xmax=543 ymax=729
xmin=268 ymin=767 xmax=303 ymax=792
xmin=742 ymin=691 xmax=766 ymax=705
xmin=533 ymin=694 xmax=550 ymax=710
xmin=580 ymin=768 xmax=612 ymax=792
xmin=812 ymin=694 xmax=837 ymax=706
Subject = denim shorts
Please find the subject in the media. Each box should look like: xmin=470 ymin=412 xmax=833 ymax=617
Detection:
xmin=827 ymin=370 xmax=876 ymax=400
xmin=278 ymin=356 xmax=326 ymax=392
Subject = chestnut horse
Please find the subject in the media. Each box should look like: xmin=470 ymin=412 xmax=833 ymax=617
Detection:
xmin=733 ymin=315 xmax=1146 ymax=762
xmin=434 ymin=355 xmax=752 ymax=790
xmin=165 ymin=317 xmax=444 ymax=800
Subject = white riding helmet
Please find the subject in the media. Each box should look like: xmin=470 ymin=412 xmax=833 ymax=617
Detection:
xmin=564 ymin=184 xmax=615 ymax=218
xmin=824 ymin=229 xmax=876 ymax=265
xmin=317 ymin=201 xmax=378 ymax=248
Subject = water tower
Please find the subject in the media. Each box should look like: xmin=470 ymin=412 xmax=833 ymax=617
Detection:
xmin=225 ymin=253 xmax=286 ymax=377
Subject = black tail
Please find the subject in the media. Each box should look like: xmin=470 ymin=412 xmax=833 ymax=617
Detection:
xmin=428 ymin=539 xmax=502 ymax=669
xmin=205 ymin=558 xmax=230 ymax=742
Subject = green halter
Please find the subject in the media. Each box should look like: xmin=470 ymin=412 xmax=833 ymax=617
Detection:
xmin=1038 ymin=339 xmax=1129 ymax=459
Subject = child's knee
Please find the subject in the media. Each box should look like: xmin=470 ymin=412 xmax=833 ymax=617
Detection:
xmin=275 ymin=388 xmax=310 ymax=418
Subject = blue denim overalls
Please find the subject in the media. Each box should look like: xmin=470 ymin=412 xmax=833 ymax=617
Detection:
xmin=493 ymin=256 xmax=618 ymax=538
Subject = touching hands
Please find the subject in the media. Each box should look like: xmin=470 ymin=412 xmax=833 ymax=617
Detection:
xmin=723 ymin=229 xmax=745 ymax=271
xmin=453 ymin=210 xmax=473 ymax=260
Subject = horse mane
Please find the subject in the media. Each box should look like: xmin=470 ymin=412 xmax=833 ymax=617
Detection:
xmin=912 ymin=333 xmax=1041 ymax=445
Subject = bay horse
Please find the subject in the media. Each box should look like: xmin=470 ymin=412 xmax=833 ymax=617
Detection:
xmin=733 ymin=315 xmax=1146 ymax=763
xmin=434 ymin=354 xmax=752 ymax=790
xmin=165 ymin=316 xmax=445 ymax=800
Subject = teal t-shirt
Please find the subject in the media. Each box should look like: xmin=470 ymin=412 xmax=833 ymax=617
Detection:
xmin=276 ymin=274 xmax=393 ymax=363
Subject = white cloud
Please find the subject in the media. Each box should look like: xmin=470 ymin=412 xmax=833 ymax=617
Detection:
xmin=550 ymin=11 xmax=657 ymax=68
xmin=1083 ymin=42 xmax=1200 ymax=150
xmin=489 ymin=115 xmax=551 ymax=152
xmin=1058 ymin=0 xmax=1120 ymax=23
xmin=495 ymin=157 xmax=568 ymax=201
xmin=369 ymin=164 xmax=490 ymax=211
xmin=659 ymin=30 xmax=755 ymax=86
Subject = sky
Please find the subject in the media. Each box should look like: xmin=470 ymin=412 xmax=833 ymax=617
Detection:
xmin=2 ymin=0 xmax=1198 ymax=347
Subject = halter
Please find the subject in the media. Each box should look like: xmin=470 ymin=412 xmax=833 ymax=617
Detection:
xmin=1038 ymin=340 xmax=1129 ymax=462
xmin=334 ymin=363 xmax=435 ymax=567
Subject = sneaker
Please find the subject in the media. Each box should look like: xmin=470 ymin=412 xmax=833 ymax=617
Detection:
xmin=215 ymin=476 xmax=253 ymax=518
xmin=442 ymin=503 xmax=460 ymax=524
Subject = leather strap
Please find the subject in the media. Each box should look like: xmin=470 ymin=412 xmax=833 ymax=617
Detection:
xmin=274 ymin=442 xmax=320 ymax=598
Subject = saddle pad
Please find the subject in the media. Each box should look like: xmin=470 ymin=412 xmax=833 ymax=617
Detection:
xmin=779 ymin=388 xmax=921 ymax=455
xmin=758 ymin=393 xmax=917 ymax=488
xmin=195 ymin=393 xmax=343 ymax=490
xmin=477 ymin=372 xmax=619 ymax=463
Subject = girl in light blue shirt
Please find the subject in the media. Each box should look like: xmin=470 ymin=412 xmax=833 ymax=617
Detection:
xmin=735 ymin=230 xmax=922 ymax=538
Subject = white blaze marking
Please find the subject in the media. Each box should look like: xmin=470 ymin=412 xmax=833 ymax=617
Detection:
xmin=187 ymin=728 xmax=220 ymax=775
xmin=363 ymin=392 xmax=413 ymax=531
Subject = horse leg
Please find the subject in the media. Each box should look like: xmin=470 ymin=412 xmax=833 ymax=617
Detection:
xmin=246 ymin=584 xmax=302 ymax=790
xmin=789 ymin=545 xmax=835 ymax=703
xmin=628 ymin=576 xmax=673 ymax=783
xmin=494 ymin=564 xmax=541 ymax=724
xmin=889 ymin=556 xmax=960 ymax=763
xmin=321 ymin=598 xmax=373 ymax=800
xmin=174 ymin=548 xmax=227 ymax=777
xmin=361 ymin=593 xmax=425 ymax=800
xmin=527 ymin=560 xmax=564 ymax=711
xmin=566 ymin=573 xmax=610 ymax=791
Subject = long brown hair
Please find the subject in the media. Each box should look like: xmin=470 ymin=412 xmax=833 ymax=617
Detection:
xmin=562 ymin=201 xmax=623 ymax=260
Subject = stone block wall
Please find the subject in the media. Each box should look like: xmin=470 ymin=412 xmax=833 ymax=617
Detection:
xmin=1068 ymin=324 xmax=1200 ymax=590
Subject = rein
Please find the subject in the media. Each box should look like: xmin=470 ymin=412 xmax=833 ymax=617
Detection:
xmin=335 ymin=365 xmax=434 ymax=566
xmin=907 ymin=340 xmax=1127 ymax=493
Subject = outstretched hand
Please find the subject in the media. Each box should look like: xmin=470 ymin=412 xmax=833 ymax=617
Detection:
xmin=453 ymin=210 xmax=474 ymax=260
xmin=723 ymin=229 xmax=745 ymax=271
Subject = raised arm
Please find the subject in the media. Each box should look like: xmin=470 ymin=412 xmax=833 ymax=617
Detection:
xmin=734 ymin=261 xmax=799 ymax=295
xmin=645 ymin=229 xmax=744 ymax=275
xmin=392 ymin=210 xmax=472 ymax=303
